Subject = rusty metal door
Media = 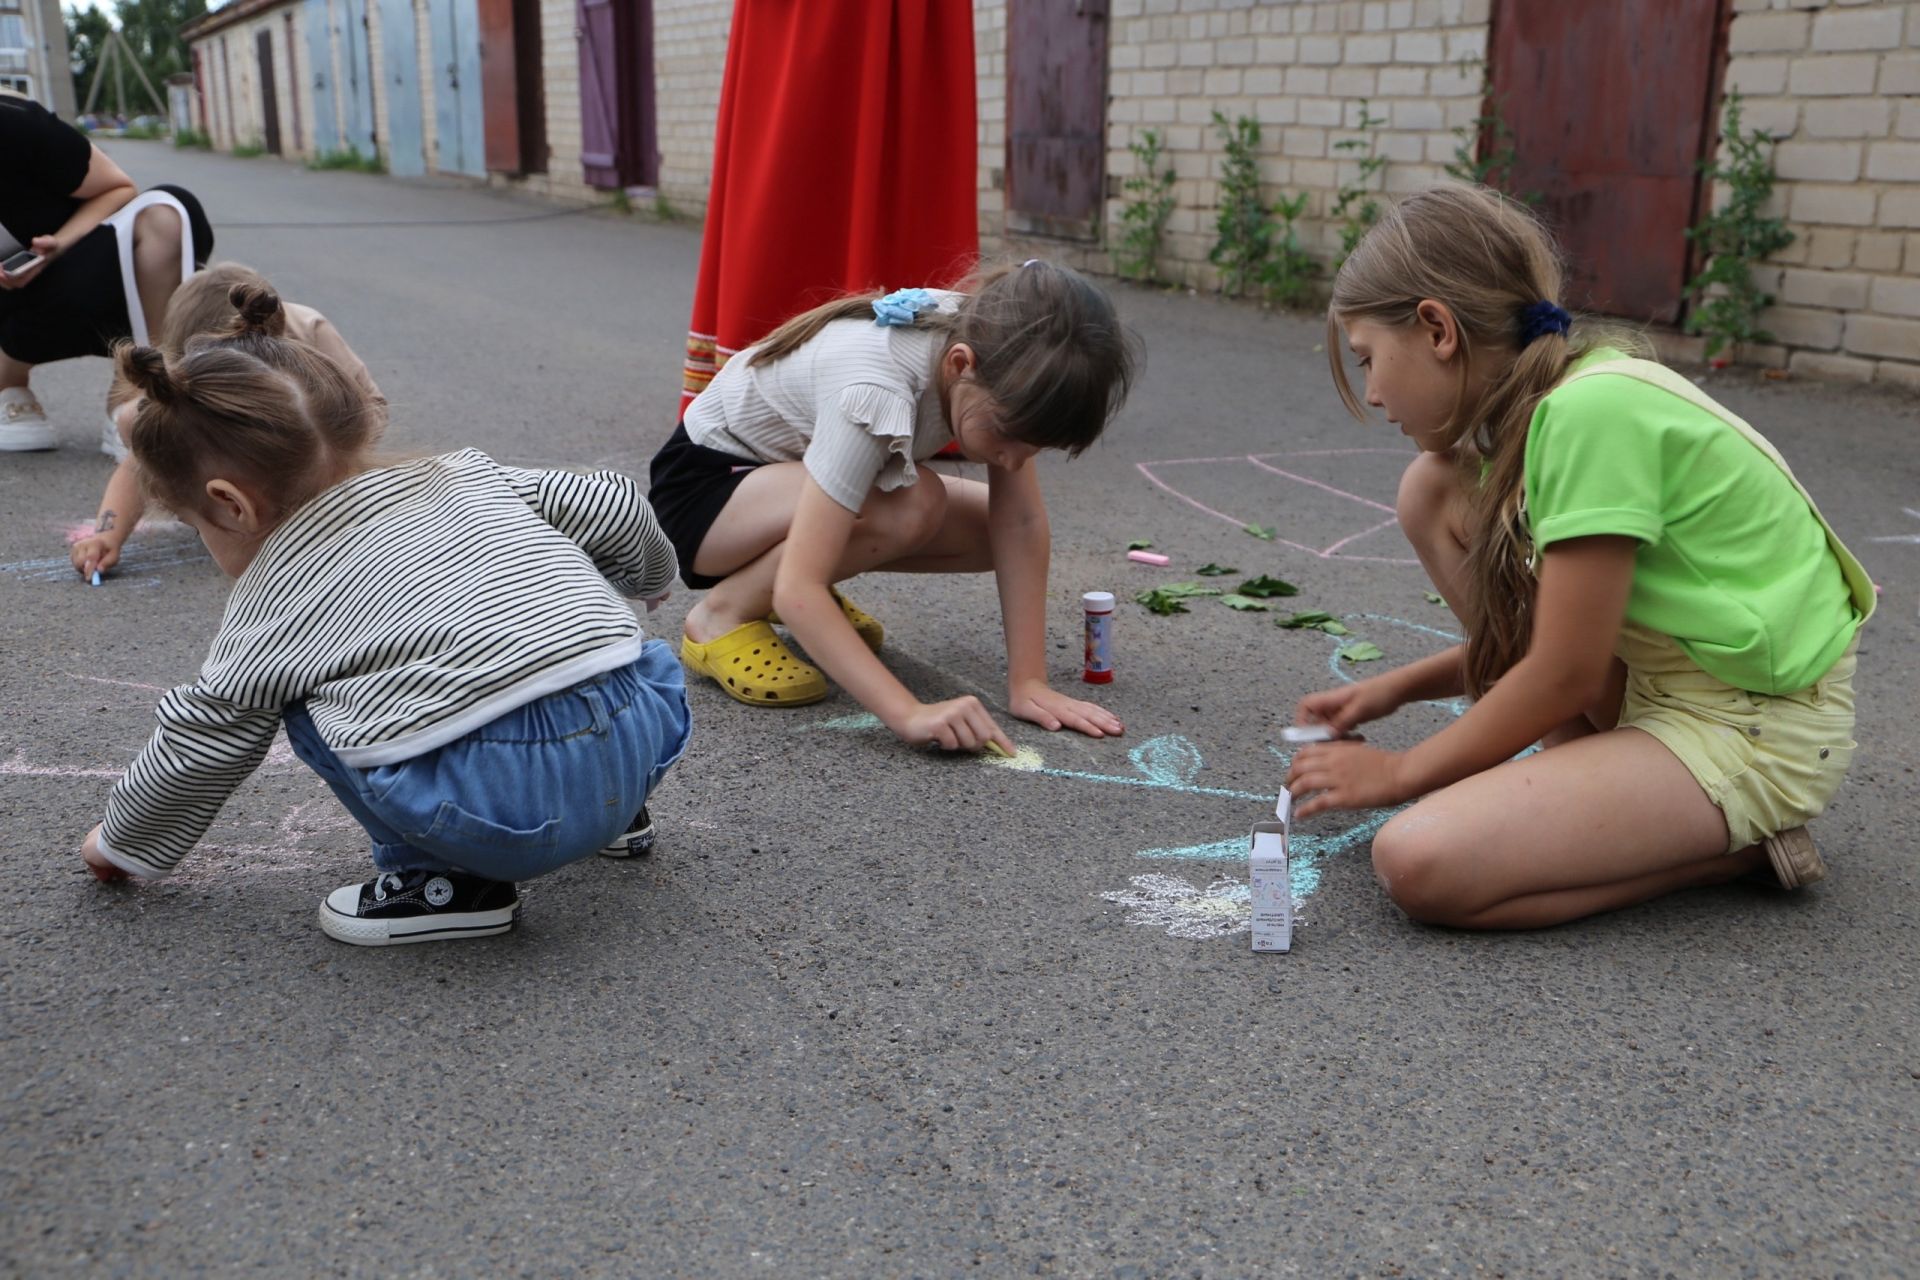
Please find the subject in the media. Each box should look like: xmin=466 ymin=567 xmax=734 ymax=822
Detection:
xmin=1492 ymin=0 xmax=1725 ymax=323
xmin=1006 ymin=0 xmax=1109 ymax=241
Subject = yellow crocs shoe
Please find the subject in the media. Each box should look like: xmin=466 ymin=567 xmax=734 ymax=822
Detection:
xmin=768 ymin=586 xmax=884 ymax=653
xmin=680 ymin=620 xmax=829 ymax=707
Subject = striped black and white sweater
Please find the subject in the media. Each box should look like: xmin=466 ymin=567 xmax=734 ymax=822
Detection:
xmin=96 ymin=449 xmax=677 ymax=878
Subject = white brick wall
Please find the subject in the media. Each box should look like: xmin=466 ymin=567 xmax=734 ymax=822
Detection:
xmin=1724 ymin=0 xmax=1918 ymax=385
xmin=976 ymin=0 xmax=1490 ymax=290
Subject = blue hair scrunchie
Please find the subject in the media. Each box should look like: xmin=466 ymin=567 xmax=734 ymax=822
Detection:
xmin=1518 ymin=300 xmax=1572 ymax=345
xmin=873 ymin=287 xmax=938 ymax=328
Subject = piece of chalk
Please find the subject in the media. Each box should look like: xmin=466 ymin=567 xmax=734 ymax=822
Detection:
xmin=1126 ymin=549 xmax=1171 ymax=566
xmin=90 ymin=569 xmax=101 ymax=587
xmin=982 ymin=740 xmax=1013 ymax=758
xmin=1281 ymin=724 xmax=1337 ymax=744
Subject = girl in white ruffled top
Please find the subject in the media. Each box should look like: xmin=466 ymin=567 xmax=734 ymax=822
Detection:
xmin=647 ymin=260 xmax=1138 ymax=754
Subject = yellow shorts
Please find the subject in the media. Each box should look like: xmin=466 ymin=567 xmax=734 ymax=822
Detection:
xmin=1615 ymin=622 xmax=1859 ymax=853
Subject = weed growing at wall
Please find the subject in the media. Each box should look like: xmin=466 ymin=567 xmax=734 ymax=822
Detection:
xmin=1684 ymin=91 xmax=1794 ymax=362
xmin=172 ymin=127 xmax=212 ymax=150
xmin=1209 ymin=112 xmax=1277 ymax=298
xmin=1442 ymin=58 xmax=1534 ymax=203
xmin=1330 ymin=99 xmax=1387 ymax=268
xmin=307 ymin=147 xmax=385 ymax=174
xmin=1115 ymin=128 xmax=1177 ymax=285
xmin=1209 ymin=112 xmax=1316 ymax=306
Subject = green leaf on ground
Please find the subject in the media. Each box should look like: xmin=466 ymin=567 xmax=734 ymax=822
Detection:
xmin=1134 ymin=582 xmax=1223 ymax=615
xmin=1235 ymin=575 xmax=1300 ymax=598
xmin=1219 ymin=594 xmax=1270 ymax=611
xmin=1195 ymin=563 xmax=1240 ymax=576
xmin=1127 ymin=538 xmax=1155 ymax=550
xmin=1423 ymin=590 xmax=1446 ymax=605
xmin=1243 ymin=523 xmax=1277 ymax=540
xmin=1337 ymin=641 xmax=1385 ymax=662
xmin=1275 ymin=611 xmax=1349 ymax=635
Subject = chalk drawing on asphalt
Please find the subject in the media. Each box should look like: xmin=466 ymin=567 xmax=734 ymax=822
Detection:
xmin=794 ymin=611 xmax=1465 ymax=935
xmin=1870 ymin=507 xmax=1920 ymax=545
xmin=1135 ymin=447 xmax=1418 ymax=565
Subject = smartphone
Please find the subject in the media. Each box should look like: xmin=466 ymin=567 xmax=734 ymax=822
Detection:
xmin=2 ymin=249 xmax=41 ymax=275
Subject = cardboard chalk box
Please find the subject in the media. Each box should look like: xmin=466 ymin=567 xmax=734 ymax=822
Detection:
xmin=1249 ymin=788 xmax=1294 ymax=953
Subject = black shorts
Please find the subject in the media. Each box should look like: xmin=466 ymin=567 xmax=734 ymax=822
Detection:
xmin=0 ymin=184 xmax=213 ymax=365
xmin=647 ymin=422 xmax=766 ymax=590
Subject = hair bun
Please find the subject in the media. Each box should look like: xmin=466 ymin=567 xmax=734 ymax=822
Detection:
xmin=227 ymin=282 xmax=287 ymax=336
xmin=115 ymin=343 xmax=177 ymax=406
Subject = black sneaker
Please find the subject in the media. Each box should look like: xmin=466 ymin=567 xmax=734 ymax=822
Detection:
xmin=318 ymin=870 xmax=519 ymax=946
xmin=598 ymin=806 xmax=655 ymax=858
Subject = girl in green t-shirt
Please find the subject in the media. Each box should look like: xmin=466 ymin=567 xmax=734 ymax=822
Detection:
xmin=1286 ymin=185 xmax=1872 ymax=930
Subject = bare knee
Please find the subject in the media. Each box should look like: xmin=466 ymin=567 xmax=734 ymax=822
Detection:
xmin=1372 ymin=809 xmax=1475 ymax=925
xmin=858 ymin=475 xmax=946 ymax=555
xmin=132 ymin=206 xmax=182 ymax=255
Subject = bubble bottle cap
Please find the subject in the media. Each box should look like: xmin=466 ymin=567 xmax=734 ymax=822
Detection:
xmin=1083 ymin=591 xmax=1116 ymax=611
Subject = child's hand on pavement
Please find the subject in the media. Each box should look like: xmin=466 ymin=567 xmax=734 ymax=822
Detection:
xmin=1009 ymin=680 xmax=1123 ymax=739
xmin=81 ymin=825 xmax=127 ymax=883
xmin=893 ymin=696 xmax=1015 ymax=757
xmin=70 ymin=533 xmax=121 ymax=579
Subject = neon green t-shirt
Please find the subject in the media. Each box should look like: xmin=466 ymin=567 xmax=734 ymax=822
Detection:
xmin=1523 ymin=352 xmax=1871 ymax=695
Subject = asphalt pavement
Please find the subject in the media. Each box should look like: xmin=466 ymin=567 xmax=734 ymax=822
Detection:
xmin=3 ymin=140 xmax=1916 ymax=1277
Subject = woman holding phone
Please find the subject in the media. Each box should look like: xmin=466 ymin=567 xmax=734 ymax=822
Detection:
xmin=0 ymin=92 xmax=212 ymax=451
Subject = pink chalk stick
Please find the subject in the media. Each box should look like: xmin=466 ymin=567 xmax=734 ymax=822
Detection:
xmin=1127 ymin=550 xmax=1171 ymax=566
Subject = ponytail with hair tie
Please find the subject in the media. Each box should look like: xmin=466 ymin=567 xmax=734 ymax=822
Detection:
xmin=1518 ymin=300 xmax=1572 ymax=345
xmin=118 ymin=344 xmax=179 ymax=406
xmin=226 ymin=282 xmax=287 ymax=338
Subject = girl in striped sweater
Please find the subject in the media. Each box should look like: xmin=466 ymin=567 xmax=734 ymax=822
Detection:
xmin=80 ymin=285 xmax=691 ymax=946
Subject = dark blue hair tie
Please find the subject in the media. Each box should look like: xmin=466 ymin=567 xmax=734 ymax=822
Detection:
xmin=1519 ymin=300 xmax=1572 ymax=345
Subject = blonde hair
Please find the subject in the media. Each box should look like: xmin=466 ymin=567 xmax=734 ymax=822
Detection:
xmin=746 ymin=261 xmax=1138 ymax=456
xmin=1326 ymin=185 xmax=1649 ymax=697
xmin=116 ymin=283 xmax=382 ymax=523
xmin=107 ymin=262 xmax=277 ymax=414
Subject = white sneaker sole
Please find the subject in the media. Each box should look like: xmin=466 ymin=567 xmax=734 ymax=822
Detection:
xmin=0 ymin=424 xmax=56 ymax=451
xmin=318 ymin=898 xmax=519 ymax=945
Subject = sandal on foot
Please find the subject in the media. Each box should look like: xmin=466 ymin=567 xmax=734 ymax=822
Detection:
xmin=1761 ymin=825 xmax=1827 ymax=890
xmin=681 ymin=620 xmax=829 ymax=706
xmin=768 ymin=587 xmax=884 ymax=653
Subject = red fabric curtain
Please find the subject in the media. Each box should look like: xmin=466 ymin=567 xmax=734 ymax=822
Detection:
xmin=680 ymin=0 xmax=979 ymax=412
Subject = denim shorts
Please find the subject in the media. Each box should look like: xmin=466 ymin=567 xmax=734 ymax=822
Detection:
xmin=285 ymin=641 xmax=692 ymax=880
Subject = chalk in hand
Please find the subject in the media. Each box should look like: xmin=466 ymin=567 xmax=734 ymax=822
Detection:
xmin=1126 ymin=549 xmax=1171 ymax=566
xmin=90 ymin=569 xmax=101 ymax=587
xmin=981 ymin=739 xmax=1013 ymax=758
xmin=1281 ymin=724 xmax=1338 ymax=744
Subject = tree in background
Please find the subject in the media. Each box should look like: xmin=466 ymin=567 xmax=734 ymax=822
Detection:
xmin=114 ymin=0 xmax=207 ymax=90
xmin=65 ymin=5 xmax=113 ymax=110
xmin=65 ymin=0 xmax=205 ymax=118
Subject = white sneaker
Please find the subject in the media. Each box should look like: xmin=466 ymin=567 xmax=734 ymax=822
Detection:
xmin=100 ymin=414 xmax=129 ymax=462
xmin=0 ymin=387 xmax=54 ymax=451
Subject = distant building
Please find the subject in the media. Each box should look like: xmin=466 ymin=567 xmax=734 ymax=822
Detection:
xmin=176 ymin=0 xmax=1919 ymax=386
xmin=0 ymin=0 xmax=76 ymax=117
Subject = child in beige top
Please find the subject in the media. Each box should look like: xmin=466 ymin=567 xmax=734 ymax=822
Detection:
xmin=72 ymin=262 xmax=386 ymax=579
